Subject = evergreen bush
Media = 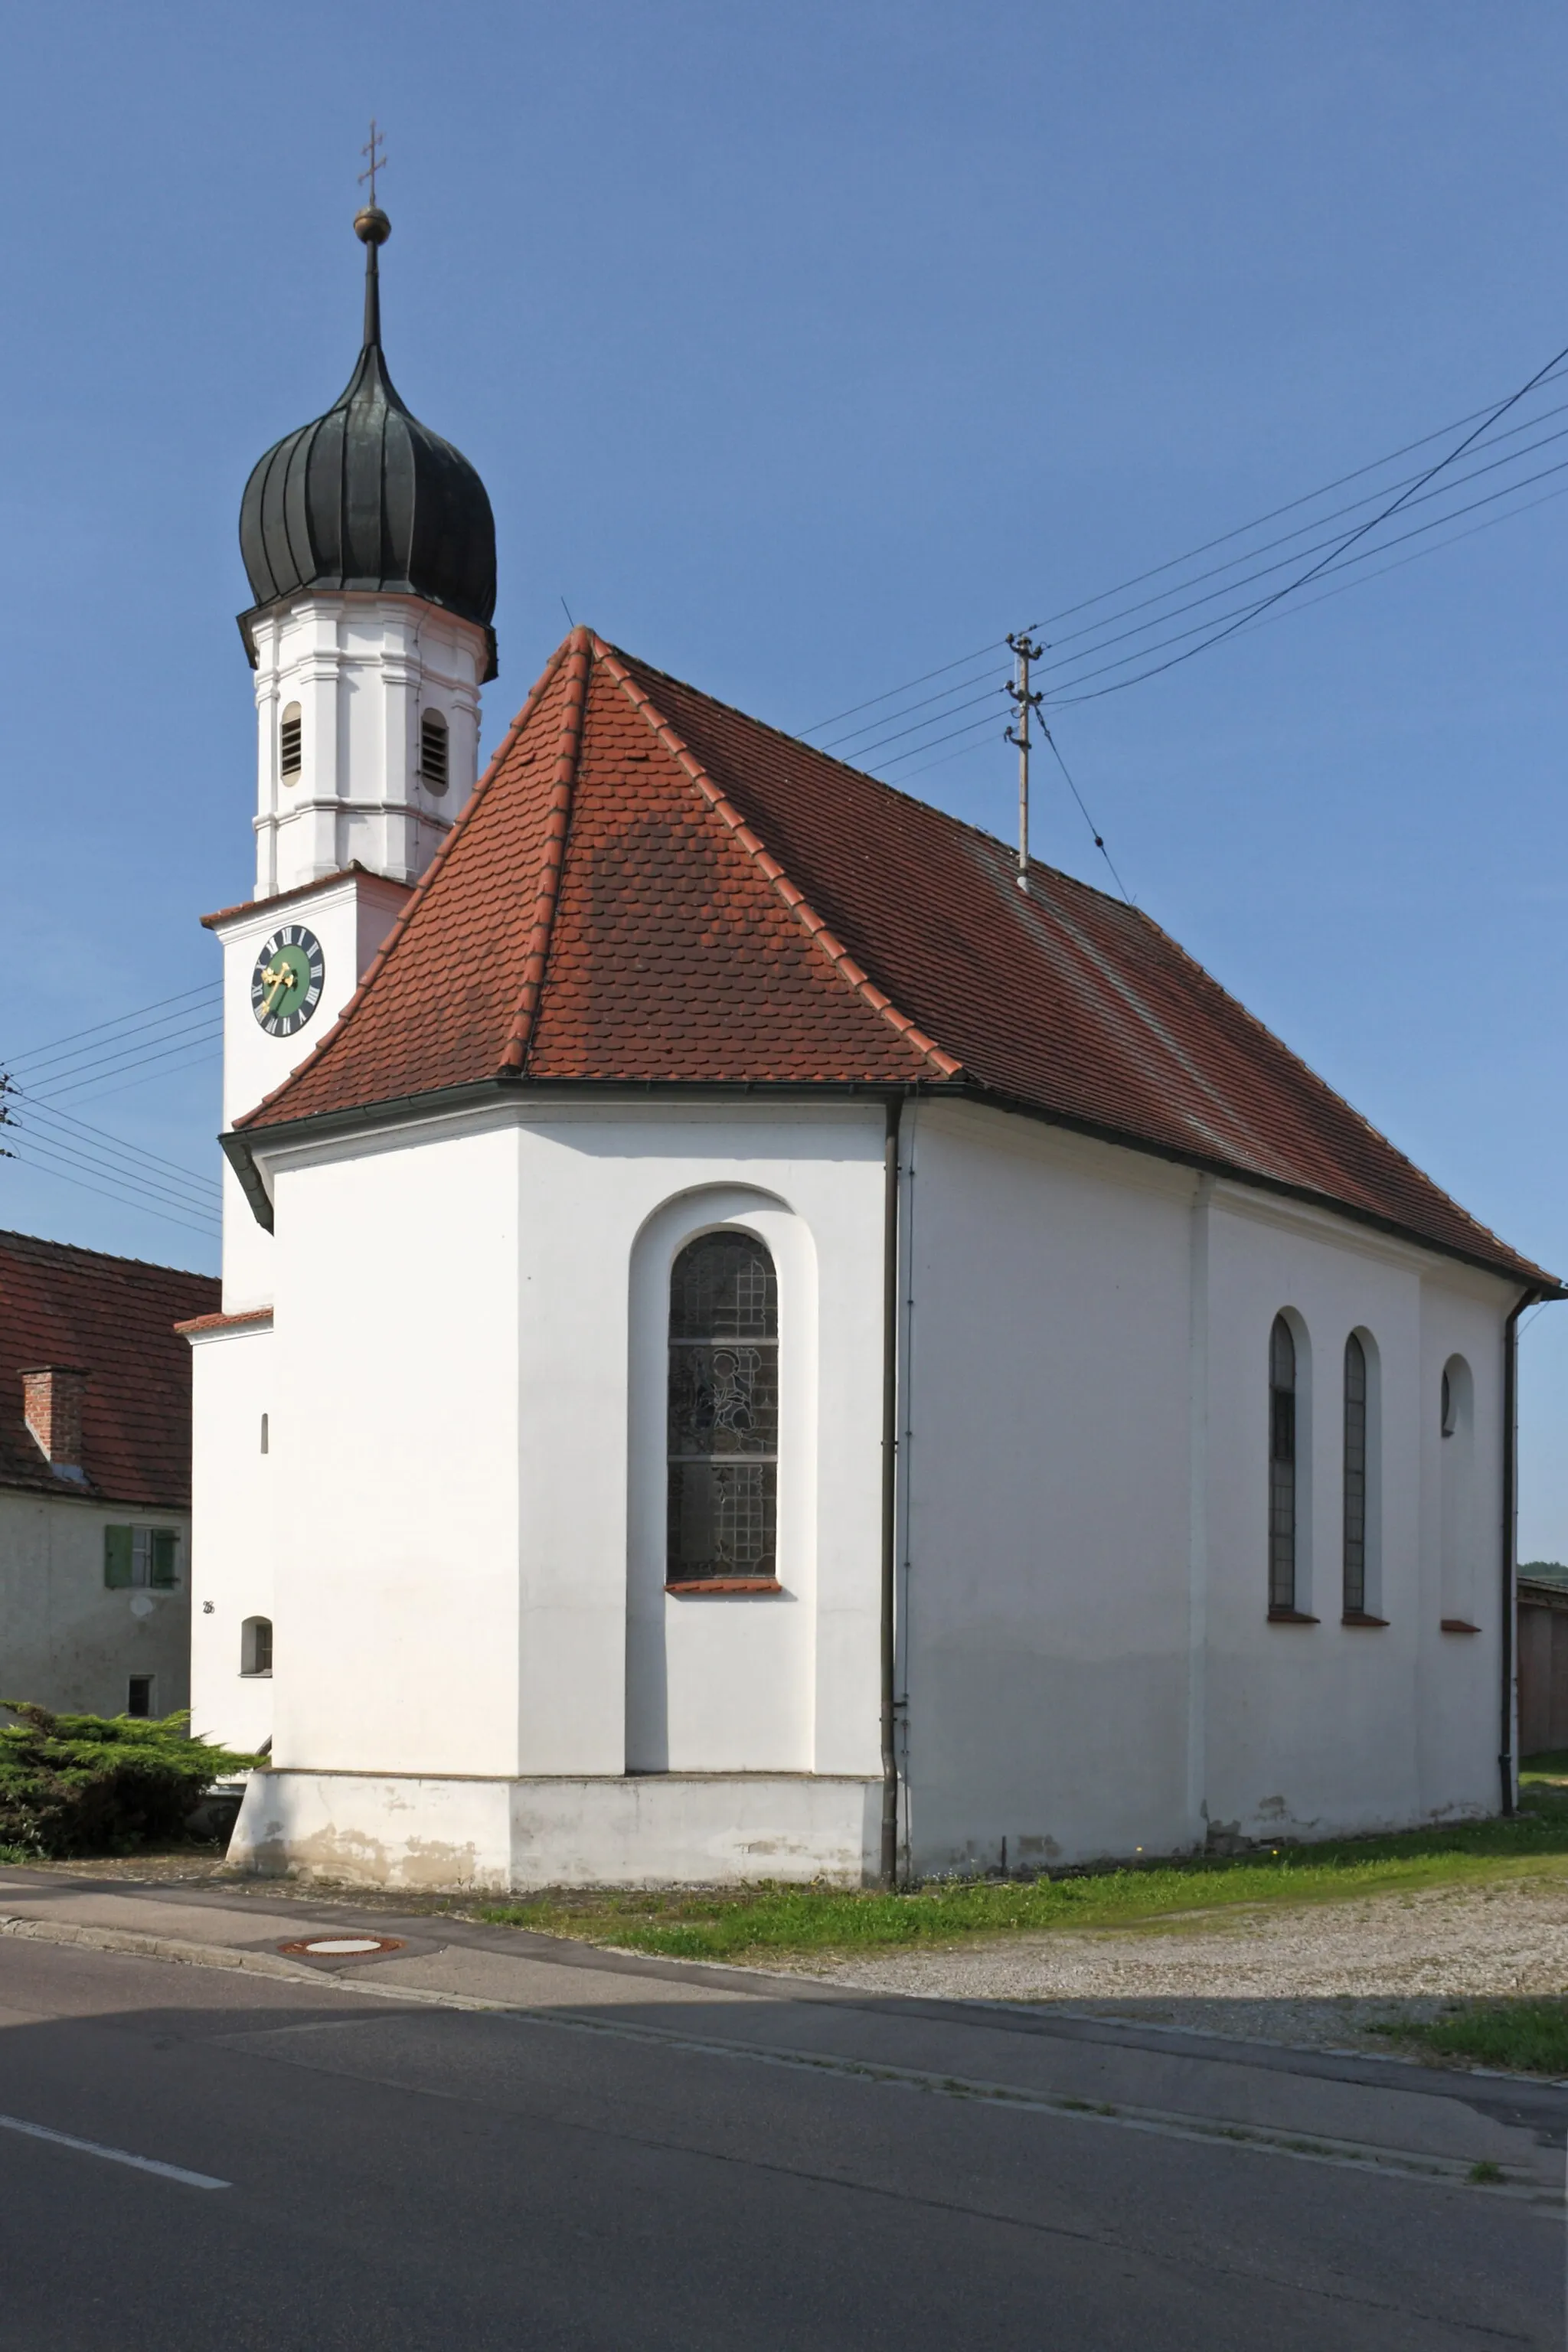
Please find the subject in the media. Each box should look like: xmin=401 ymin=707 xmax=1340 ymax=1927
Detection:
xmin=0 ymin=1703 xmax=261 ymax=1858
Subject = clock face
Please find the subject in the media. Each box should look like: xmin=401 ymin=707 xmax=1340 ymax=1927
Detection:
xmin=251 ymin=925 xmax=326 ymax=1038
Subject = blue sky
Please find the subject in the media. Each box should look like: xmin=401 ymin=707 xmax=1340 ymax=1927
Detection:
xmin=2 ymin=2 xmax=1564 ymax=1550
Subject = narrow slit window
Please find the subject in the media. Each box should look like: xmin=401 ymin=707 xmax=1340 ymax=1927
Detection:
xmin=260 ymin=1412 xmax=269 ymax=1455
xmin=1269 ymin=1315 xmax=1297 ymax=1611
xmin=420 ymin=709 xmax=449 ymax=795
xmin=279 ymin=702 xmax=302 ymax=780
xmin=1343 ymin=1333 xmax=1367 ymax=1615
xmin=667 ymin=1232 xmax=778 ymax=1587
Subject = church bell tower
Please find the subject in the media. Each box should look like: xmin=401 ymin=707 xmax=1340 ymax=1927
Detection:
xmin=209 ymin=197 xmax=498 ymax=1307
xmin=236 ymin=202 xmax=498 ymax=899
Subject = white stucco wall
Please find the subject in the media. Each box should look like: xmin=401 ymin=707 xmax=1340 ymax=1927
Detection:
xmin=0 ymin=1490 xmax=190 ymax=1718
xmin=243 ymin=1099 xmax=887 ymax=1812
xmin=898 ymin=1099 xmax=1518 ymax=1876
xmin=188 ymin=1321 xmax=275 ymax=1755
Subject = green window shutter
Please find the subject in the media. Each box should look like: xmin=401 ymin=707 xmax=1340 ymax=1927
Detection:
xmin=150 ymin=1530 xmax=178 ymax=1589
xmin=104 ymin=1527 xmax=132 ymax=1589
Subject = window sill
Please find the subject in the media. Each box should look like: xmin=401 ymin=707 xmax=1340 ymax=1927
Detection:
xmin=665 ymin=1578 xmax=782 ymax=1597
xmin=1341 ymin=1611 xmax=1389 ymax=1628
xmin=1267 ymin=1606 xmax=1319 ymax=1625
xmin=1440 ymin=1618 xmax=1481 ymax=1635
xmin=240 ymin=1670 xmax=273 ymax=1679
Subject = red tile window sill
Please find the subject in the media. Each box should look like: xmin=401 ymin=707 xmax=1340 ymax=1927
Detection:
xmin=1341 ymin=1612 xmax=1389 ymax=1628
xmin=1267 ymin=1606 xmax=1320 ymax=1625
xmin=1440 ymin=1618 xmax=1481 ymax=1635
xmin=665 ymin=1578 xmax=782 ymax=1596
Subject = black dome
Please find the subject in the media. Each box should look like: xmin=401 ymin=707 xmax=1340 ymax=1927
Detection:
xmin=238 ymin=218 xmax=497 ymax=678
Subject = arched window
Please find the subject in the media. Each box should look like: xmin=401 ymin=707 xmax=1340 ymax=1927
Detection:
xmin=240 ymin=1616 xmax=273 ymax=1676
xmin=279 ymin=702 xmax=302 ymax=780
xmin=1343 ymin=1333 xmax=1367 ymax=1615
xmin=1440 ymin=1354 xmax=1477 ymax=1629
xmin=1269 ymin=1315 xmax=1297 ymax=1611
xmin=667 ymin=1231 xmax=779 ymax=1589
xmin=420 ymin=708 xmax=449 ymax=795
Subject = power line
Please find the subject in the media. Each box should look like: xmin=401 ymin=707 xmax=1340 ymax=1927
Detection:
xmin=818 ymin=654 xmax=1011 ymax=753
xmin=1040 ymin=728 xmax=1132 ymax=904
xmin=19 ymin=1096 xmax=223 ymax=1197
xmin=1042 ymin=332 xmax=1568 ymax=707
xmin=799 ymin=637 xmax=1009 ymax=738
xmin=0 ymin=982 xmax=217 ymax=1074
xmin=13 ymin=1099 xmax=221 ymax=1217
xmin=18 ymin=1018 xmax=225 ymax=1102
xmin=1035 ymin=397 xmax=1568 ymax=671
xmin=1034 ymin=416 xmax=1568 ymax=698
xmin=1034 ymin=362 xmax=1568 ymax=632
xmin=6 ymin=1150 xmax=220 ymax=1243
xmin=8 ymin=1132 xmax=220 ymax=1237
xmin=1044 ymin=444 xmax=1568 ymax=704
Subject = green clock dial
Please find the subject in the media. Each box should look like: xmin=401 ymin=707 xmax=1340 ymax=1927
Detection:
xmin=251 ymin=925 xmax=326 ymax=1039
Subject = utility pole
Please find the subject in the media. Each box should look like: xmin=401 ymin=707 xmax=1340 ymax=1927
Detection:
xmin=1004 ymin=632 xmax=1044 ymax=893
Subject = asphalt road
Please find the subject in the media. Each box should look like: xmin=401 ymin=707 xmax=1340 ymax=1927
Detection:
xmin=0 ymin=1935 xmax=1559 ymax=2350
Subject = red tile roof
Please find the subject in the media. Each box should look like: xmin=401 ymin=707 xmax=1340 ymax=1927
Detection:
xmin=0 ymin=1230 xmax=219 ymax=1508
xmin=234 ymin=629 xmax=1556 ymax=1288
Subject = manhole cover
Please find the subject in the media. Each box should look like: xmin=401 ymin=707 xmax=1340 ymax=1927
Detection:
xmin=277 ymin=1936 xmax=404 ymax=1958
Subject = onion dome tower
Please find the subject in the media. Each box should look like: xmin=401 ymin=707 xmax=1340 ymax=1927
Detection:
xmin=236 ymin=206 xmax=498 ymax=900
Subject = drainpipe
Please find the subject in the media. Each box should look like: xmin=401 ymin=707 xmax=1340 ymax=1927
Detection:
xmin=1500 ymin=1286 xmax=1539 ymax=1817
xmin=880 ymin=1096 xmax=903 ymax=1887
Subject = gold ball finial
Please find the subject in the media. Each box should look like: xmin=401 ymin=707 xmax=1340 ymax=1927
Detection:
xmin=354 ymin=205 xmax=391 ymax=247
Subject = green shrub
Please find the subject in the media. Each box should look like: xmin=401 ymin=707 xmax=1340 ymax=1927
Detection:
xmin=0 ymin=1702 xmax=261 ymax=1858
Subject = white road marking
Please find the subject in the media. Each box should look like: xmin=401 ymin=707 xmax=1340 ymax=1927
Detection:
xmin=0 ymin=2112 xmax=230 ymax=2189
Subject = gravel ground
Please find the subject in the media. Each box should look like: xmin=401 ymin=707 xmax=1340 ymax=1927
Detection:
xmin=786 ymin=1876 xmax=1568 ymax=2053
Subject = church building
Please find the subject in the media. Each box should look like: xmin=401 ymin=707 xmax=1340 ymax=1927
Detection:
xmin=189 ymin=205 xmax=1561 ymax=1890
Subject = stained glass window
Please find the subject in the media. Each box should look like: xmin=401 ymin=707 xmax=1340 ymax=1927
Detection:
xmin=667 ymin=1232 xmax=779 ymax=1585
xmin=1269 ymin=1315 xmax=1297 ymax=1611
xmin=1343 ymin=1332 xmax=1367 ymax=1615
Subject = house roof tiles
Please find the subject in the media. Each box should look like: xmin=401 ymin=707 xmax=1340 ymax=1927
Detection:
xmin=234 ymin=629 xmax=1555 ymax=1289
xmin=0 ymin=1230 xmax=219 ymax=1508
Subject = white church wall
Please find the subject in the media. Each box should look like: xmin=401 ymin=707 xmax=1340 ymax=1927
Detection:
xmin=239 ymin=1097 xmax=887 ymax=1874
xmin=897 ymin=1100 xmax=1516 ymax=1877
xmin=898 ymin=1101 xmax=1197 ymax=1876
xmin=188 ymin=1320 xmax=275 ymax=1753
xmin=211 ymin=868 xmax=410 ymax=1312
xmin=266 ymin=1116 xmax=524 ymax=1780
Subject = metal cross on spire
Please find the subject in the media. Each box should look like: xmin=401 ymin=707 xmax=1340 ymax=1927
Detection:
xmin=359 ymin=119 xmax=387 ymax=207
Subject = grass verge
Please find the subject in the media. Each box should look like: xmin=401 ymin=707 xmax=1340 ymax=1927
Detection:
xmin=1372 ymin=2003 xmax=1568 ymax=2078
xmin=472 ymin=1784 xmax=1568 ymax=1964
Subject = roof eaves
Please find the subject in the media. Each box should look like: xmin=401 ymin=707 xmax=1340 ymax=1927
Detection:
xmin=498 ymin=628 xmax=592 ymax=1074
xmin=234 ymin=632 xmax=580 ymax=1135
xmin=954 ymin=1073 xmax=1563 ymax=1293
xmin=592 ymin=638 xmax=962 ymax=1083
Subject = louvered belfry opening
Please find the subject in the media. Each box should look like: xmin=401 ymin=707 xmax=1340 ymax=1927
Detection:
xmin=420 ymin=709 xmax=449 ymax=795
xmin=279 ymin=703 xmax=302 ymax=778
xmin=667 ymin=1233 xmax=779 ymax=1587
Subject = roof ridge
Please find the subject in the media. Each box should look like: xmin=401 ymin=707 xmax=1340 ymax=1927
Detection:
xmin=498 ymin=628 xmax=593 ymax=1073
xmin=592 ymin=638 xmax=962 ymax=1082
xmin=598 ymin=640 xmax=1139 ymax=923
xmin=234 ymin=632 xmax=579 ymax=1131
xmin=0 ymin=1228 xmax=218 ymax=1284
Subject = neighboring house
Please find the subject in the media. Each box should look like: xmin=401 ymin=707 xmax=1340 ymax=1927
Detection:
xmin=0 ymin=1230 xmax=218 ymax=1719
xmin=189 ymin=212 xmax=1563 ymax=1893
xmin=1517 ymin=1573 xmax=1568 ymax=1754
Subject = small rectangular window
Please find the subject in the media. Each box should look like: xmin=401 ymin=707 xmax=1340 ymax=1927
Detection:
xmin=126 ymin=1676 xmax=153 ymax=1719
xmin=105 ymin=1527 xmax=179 ymax=1589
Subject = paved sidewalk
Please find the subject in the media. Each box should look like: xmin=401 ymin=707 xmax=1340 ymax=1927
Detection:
xmin=1 ymin=1862 xmax=1563 ymax=2202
